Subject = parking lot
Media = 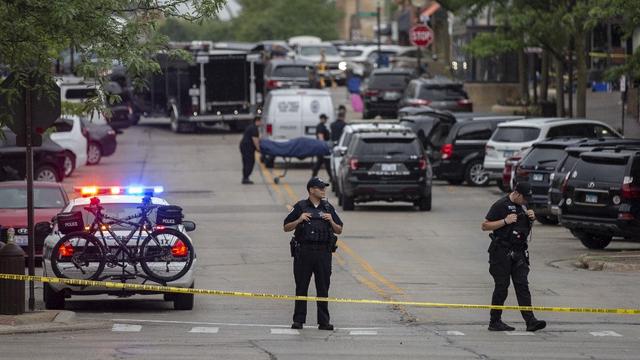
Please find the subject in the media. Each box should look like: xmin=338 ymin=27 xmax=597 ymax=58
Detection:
xmin=3 ymin=104 xmax=640 ymax=359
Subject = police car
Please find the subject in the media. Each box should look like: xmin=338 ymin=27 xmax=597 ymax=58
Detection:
xmin=41 ymin=186 xmax=197 ymax=310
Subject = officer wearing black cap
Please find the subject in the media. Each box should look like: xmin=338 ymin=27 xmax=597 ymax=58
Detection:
xmin=481 ymin=183 xmax=546 ymax=332
xmin=283 ymin=177 xmax=343 ymax=331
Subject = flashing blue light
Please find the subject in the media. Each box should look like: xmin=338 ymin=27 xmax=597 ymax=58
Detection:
xmin=127 ymin=187 xmax=143 ymax=195
xmin=153 ymin=186 xmax=164 ymax=194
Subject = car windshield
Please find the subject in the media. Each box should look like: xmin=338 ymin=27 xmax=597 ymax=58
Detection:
xmin=272 ymin=65 xmax=311 ymax=78
xmin=492 ymin=127 xmax=541 ymax=143
xmin=0 ymin=187 xmax=66 ymax=209
xmin=300 ymin=46 xmax=339 ymax=56
xmin=70 ymin=203 xmax=156 ymax=230
xmin=341 ymin=49 xmax=363 ymax=57
xmin=520 ymin=148 xmax=567 ymax=168
xmin=370 ymin=74 xmax=410 ymax=89
xmin=418 ymin=85 xmax=467 ymax=101
xmin=355 ymin=138 xmax=421 ymax=156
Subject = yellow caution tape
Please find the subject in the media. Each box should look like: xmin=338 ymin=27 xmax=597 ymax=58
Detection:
xmin=1 ymin=273 xmax=639 ymax=315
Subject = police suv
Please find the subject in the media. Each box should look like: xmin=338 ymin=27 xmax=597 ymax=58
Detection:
xmin=41 ymin=186 xmax=197 ymax=310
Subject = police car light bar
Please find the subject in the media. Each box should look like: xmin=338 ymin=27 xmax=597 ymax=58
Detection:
xmin=75 ymin=186 xmax=164 ymax=197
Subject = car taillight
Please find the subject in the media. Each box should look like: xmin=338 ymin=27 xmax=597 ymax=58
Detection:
xmin=128 ymin=105 xmax=133 ymax=115
xmin=440 ymin=143 xmax=453 ymax=160
xmin=171 ymin=240 xmax=188 ymax=257
xmin=59 ymin=242 xmax=74 ymax=257
xmin=560 ymin=172 xmax=571 ymax=194
xmin=621 ymin=178 xmax=640 ymax=199
xmin=516 ymin=167 xmax=529 ymax=178
xmin=408 ymin=99 xmax=432 ymax=106
xmin=266 ymin=123 xmax=273 ymax=135
xmin=349 ymin=158 xmax=359 ymax=171
xmin=267 ymin=80 xmax=282 ymax=89
xmin=364 ymin=90 xmax=379 ymax=97
xmin=419 ymin=157 xmax=428 ymax=170
xmin=457 ymin=99 xmax=472 ymax=109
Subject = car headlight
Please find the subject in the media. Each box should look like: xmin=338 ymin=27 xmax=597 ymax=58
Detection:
xmin=338 ymin=61 xmax=347 ymax=71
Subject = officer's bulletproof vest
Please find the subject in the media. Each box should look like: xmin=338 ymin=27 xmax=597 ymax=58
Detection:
xmin=296 ymin=200 xmax=333 ymax=243
xmin=508 ymin=206 xmax=532 ymax=247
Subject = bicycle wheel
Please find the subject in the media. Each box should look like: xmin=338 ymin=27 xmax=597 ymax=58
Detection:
xmin=139 ymin=228 xmax=195 ymax=282
xmin=50 ymin=232 xmax=105 ymax=280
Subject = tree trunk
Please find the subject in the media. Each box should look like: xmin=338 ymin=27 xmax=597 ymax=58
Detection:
xmin=541 ymin=51 xmax=549 ymax=101
xmin=575 ymin=29 xmax=588 ymax=118
xmin=518 ymin=50 xmax=529 ymax=103
xmin=555 ymin=57 xmax=565 ymax=117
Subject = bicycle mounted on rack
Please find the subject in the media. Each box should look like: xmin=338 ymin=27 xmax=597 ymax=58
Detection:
xmin=51 ymin=194 xmax=194 ymax=285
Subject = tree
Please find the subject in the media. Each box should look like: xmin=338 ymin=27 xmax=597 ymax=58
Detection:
xmin=0 ymin=0 xmax=225 ymax=127
xmin=158 ymin=17 xmax=234 ymax=42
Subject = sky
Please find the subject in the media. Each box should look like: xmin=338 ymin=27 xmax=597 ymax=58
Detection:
xmin=218 ymin=0 xmax=241 ymax=21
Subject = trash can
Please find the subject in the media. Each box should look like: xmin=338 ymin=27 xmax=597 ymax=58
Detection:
xmin=0 ymin=228 xmax=26 ymax=315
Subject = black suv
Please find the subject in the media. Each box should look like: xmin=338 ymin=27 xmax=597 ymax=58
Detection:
xmin=399 ymin=76 xmax=472 ymax=112
xmin=559 ymin=149 xmax=640 ymax=249
xmin=336 ymin=131 xmax=432 ymax=211
xmin=263 ymin=59 xmax=315 ymax=94
xmin=0 ymin=129 xmax=66 ymax=182
xmin=398 ymin=110 xmax=456 ymax=161
xmin=547 ymin=139 xmax=640 ymax=220
xmin=435 ymin=116 xmax=522 ymax=186
xmin=362 ymin=68 xmax=415 ymax=119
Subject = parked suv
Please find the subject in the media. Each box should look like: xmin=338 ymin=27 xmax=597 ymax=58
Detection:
xmin=484 ymin=118 xmax=620 ymax=182
xmin=399 ymin=76 xmax=472 ymax=112
xmin=435 ymin=116 xmax=522 ymax=186
xmin=263 ymin=59 xmax=315 ymax=94
xmin=336 ymin=131 xmax=432 ymax=211
xmin=560 ymin=149 xmax=640 ymax=249
xmin=362 ymin=68 xmax=415 ymax=119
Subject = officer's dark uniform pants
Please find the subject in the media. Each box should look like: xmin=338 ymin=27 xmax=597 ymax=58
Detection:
xmin=240 ymin=146 xmax=255 ymax=180
xmin=312 ymin=156 xmax=332 ymax=181
xmin=293 ymin=246 xmax=332 ymax=325
xmin=489 ymin=246 xmax=534 ymax=323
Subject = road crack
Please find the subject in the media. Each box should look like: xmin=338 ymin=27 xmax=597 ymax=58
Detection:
xmin=249 ymin=340 xmax=278 ymax=360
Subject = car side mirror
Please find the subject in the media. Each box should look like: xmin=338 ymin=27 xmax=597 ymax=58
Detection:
xmin=183 ymin=220 xmax=196 ymax=232
xmin=35 ymin=221 xmax=52 ymax=236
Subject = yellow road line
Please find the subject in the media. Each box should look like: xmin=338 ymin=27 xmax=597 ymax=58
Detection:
xmin=2 ymin=274 xmax=638 ymax=315
xmin=256 ymin=153 xmax=286 ymax=205
xmin=282 ymin=182 xmax=299 ymax=203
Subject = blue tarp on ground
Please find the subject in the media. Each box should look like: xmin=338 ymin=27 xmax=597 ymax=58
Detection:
xmin=260 ymin=137 xmax=330 ymax=158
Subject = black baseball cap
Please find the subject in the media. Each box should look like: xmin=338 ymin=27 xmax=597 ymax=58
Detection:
xmin=514 ymin=182 xmax=532 ymax=196
xmin=307 ymin=177 xmax=330 ymax=191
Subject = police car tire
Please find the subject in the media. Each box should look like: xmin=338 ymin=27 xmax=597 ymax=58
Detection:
xmin=173 ymin=284 xmax=194 ymax=310
xmin=342 ymin=194 xmax=355 ymax=211
xmin=43 ymin=282 xmax=65 ymax=310
xmin=139 ymin=228 xmax=195 ymax=282
xmin=418 ymin=195 xmax=432 ymax=211
xmin=50 ymin=233 xmax=106 ymax=280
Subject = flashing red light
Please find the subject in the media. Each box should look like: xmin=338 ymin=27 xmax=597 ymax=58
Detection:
xmin=110 ymin=186 xmax=121 ymax=195
xmin=419 ymin=158 xmax=428 ymax=170
xmin=267 ymin=80 xmax=283 ymax=89
xmin=80 ymin=186 xmax=98 ymax=196
xmin=59 ymin=242 xmax=74 ymax=257
xmin=155 ymin=225 xmax=166 ymax=230
xmin=440 ymin=143 xmax=453 ymax=160
xmin=171 ymin=240 xmax=188 ymax=257
xmin=349 ymin=158 xmax=359 ymax=171
xmin=266 ymin=123 xmax=273 ymax=135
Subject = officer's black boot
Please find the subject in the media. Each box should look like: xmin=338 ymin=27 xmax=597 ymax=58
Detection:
xmin=526 ymin=318 xmax=547 ymax=332
xmin=488 ymin=320 xmax=515 ymax=331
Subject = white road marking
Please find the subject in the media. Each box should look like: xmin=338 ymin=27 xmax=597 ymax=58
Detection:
xmin=505 ymin=331 xmax=535 ymax=336
xmin=349 ymin=330 xmax=378 ymax=336
xmin=445 ymin=331 xmax=465 ymax=336
xmin=110 ymin=318 xmax=382 ymax=330
xmin=590 ymin=331 xmax=622 ymax=337
xmin=112 ymin=323 xmax=142 ymax=332
xmin=271 ymin=328 xmax=300 ymax=335
xmin=189 ymin=327 xmax=219 ymax=334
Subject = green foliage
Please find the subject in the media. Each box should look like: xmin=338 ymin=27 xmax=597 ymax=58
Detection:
xmin=0 ymin=0 xmax=225 ymax=127
xmin=159 ymin=18 xmax=234 ymax=42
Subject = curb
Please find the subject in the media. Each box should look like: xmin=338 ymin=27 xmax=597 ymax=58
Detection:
xmin=0 ymin=320 xmax=112 ymax=335
xmin=575 ymin=253 xmax=640 ymax=272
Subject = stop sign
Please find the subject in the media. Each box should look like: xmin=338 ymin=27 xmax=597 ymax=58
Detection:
xmin=409 ymin=24 xmax=434 ymax=47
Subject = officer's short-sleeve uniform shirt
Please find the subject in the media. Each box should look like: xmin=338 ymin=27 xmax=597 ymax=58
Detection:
xmin=316 ymin=123 xmax=331 ymax=141
xmin=240 ymin=124 xmax=259 ymax=151
xmin=284 ymin=199 xmax=343 ymax=239
xmin=485 ymin=196 xmax=523 ymax=239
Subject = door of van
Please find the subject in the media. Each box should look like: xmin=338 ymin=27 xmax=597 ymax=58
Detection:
xmin=301 ymin=93 xmax=333 ymax=139
xmin=270 ymin=93 xmax=303 ymax=140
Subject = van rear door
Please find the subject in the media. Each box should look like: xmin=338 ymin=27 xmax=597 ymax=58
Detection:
xmin=301 ymin=93 xmax=333 ymax=139
xmin=271 ymin=93 xmax=302 ymax=140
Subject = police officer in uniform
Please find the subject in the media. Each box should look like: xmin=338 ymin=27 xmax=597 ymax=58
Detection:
xmin=284 ymin=177 xmax=343 ymax=330
xmin=311 ymin=114 xmax=332 ymax=181
xmin=481 ymin=183 xmax=547 ymax=332
xmin=330 ymin=105 xmax=347 ymax=144
xmin=239 ymin=116 xmax=262 ymax=184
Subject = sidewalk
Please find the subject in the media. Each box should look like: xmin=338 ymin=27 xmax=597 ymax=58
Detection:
xmin=0 ymin=310 xmax=110 ymax=335
xmin=575 ymin=251 xmax=640 ymax=272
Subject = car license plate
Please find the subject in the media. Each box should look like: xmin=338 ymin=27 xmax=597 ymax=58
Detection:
xmin=502 ymin=150 xmax=515 ymax=158
xmin=381 ymin=163 xmax=397 ymax=172
xmin=383 ymin=92 xmax=400 ymax=100
xmin=14 ymin=235 xmax=28 ymax=246
xmin=533 ymin=173 xmax=544 ymax=181
xmin=370 ymin=96 xmax=378 ymax=102
xmin=585 ymin=193 xmax=598 ymax=203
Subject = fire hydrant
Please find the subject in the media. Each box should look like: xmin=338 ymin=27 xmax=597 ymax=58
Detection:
xmin=0 ymin=228 xmax=26 ymax=315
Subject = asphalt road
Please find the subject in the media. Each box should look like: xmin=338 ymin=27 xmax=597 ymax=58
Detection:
xmin=2 ymin=114 xmax=640 ymax=359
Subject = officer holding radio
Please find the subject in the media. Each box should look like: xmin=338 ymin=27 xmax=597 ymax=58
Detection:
xmin=283 ymin=177 xmax=343 ymax=331
xmin=481 ymin=183 xmax=546 ymax=332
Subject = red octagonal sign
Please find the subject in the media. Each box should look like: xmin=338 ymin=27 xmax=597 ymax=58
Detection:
xmin=410 ymin=24 xmax=434 ymax=47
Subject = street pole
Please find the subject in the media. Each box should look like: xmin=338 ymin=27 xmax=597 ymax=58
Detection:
xmin=25 ymin=87 xmax=35 ymax=312
xmin=376 ymin=1 xmax=381 ymax=66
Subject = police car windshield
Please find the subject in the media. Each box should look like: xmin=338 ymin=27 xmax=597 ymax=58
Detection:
xmin=0 ymin=187 xmax=66 ymax=209
xmin=71 ymin=203 xmax=154 ymax=230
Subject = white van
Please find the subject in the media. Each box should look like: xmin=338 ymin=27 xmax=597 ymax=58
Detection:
xmin=262 ymin=89 xmax=334 ymax=141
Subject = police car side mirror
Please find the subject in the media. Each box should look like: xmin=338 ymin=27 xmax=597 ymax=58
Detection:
xmin=35 ymin=221 xmax=52 ymax=236
xmin=183 ymin=221 xmax=196 ymax=232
